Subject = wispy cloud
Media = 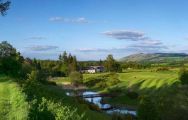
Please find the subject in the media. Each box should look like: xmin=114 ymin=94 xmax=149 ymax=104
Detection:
xmin=26 ymin=36 xmax=47 ymax=40
xmin=49 ymin=17 xmax=89 ymax=23
xmin=26 ymin=45 xmax=59 ymax=51
xmin=102 ymin=30 xmax=145 ymax=41
xmin=77 ymin=42 xmax=167 ymax=53
xmin=141 ymin=39 xmax=163 ymax=46
xmin=128 ymin=43 xmax=167 ymax=52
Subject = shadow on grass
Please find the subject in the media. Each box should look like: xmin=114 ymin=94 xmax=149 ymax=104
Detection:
xmin=0 ymin=75 xmax=12 ymax=83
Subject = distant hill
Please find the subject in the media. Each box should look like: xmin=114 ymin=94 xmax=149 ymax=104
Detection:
xmin=119 ymin=53 xmax=188 ymax=63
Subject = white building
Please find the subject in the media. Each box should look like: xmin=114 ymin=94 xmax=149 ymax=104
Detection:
xmin=81 ymin=66 xmax=104 ymax=73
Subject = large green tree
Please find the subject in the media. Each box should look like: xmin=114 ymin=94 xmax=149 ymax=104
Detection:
xmin=104 ymin=54 xmax=122 ymax=72
xmin=0 ymin=0 xmax=10 ymax=16
xmin=59 ymin=51 xmax=78 ymax=75
xmin=0 ymin=41 xmax=23 ymax=76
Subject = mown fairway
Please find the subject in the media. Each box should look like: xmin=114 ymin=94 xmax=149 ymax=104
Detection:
xmin=83 ymin=69 xmax=179 ymax=91
xmin=117 ymin=69 xmax=179 ymax=91
xmin=55 ymin=69 xmax=180 ymax=92
xmin=0 ymin=75 xmax=29 ymax=120
xmin=81 ymin=69 xmax=180 ymax=107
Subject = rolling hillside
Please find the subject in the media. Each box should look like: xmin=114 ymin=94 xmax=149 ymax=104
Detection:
xmin=120 ymin=53 xmax=188 ymax=63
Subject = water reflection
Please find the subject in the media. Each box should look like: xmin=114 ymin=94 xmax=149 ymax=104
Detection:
xmin=66 ymin=91 xmax=137 ymax=116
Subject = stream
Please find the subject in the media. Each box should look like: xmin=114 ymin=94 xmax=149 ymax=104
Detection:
xmin=66 ymin=91 xmax=137 ymax=116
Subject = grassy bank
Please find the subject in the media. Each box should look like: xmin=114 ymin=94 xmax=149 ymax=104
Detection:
xmin=0 ymin=74 xmax=110 ymax=120
xmin=0 ymin=75 xmax=29 ymax=120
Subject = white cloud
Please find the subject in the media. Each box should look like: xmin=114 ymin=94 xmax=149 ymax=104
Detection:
xmin=49 ymin=17 xmax=89 ymax=23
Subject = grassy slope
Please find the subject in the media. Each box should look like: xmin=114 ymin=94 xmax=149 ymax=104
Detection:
xmin=0 ymin=75 xmax=29 ymax=120
xmin=107 ymin=69 xmax=179 ymax=106
xmin=0 ymin=75 xmax=110 ymax=120
xmin=52 ymin=69 xmax=180 ymax=110
xmin=117 ymin=69 xmax=179 ymax=91
xmin=83 ymin=69 xmax=179 ymax=91
xmin=81 ymin=69 xmax=179 ymax=107
xmin=36 ymin=85 xmax=110 ymax=120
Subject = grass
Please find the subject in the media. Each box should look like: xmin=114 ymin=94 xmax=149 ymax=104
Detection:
xmin=50 ymin=77 xmax=71 ymax=84
xmin=81 ymin=69 xmax=179 ymax=92
xmin=0 ymin=74 xmax=110 ymax=120
xmin=117 ymin=69 xmax=179 ymax=92
xmin=0 ymin=75 xmax=29 ymax=120
xmin=51 ymin=69 xmax=181 ymax=112
xmin=26 ymin=83 xmax=110 ymax=120
xmin=84 ymin=69 xmax=180 ymax=107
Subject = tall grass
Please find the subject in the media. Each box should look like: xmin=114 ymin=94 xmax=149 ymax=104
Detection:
xmin=0 ymin=75 xmax=29 ymax=120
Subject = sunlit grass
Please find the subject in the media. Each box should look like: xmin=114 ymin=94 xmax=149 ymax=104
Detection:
xmin=0 ymin=75 xmax=29 ymax=120
xmin=117 ymin=70 xmax=179 ymax=91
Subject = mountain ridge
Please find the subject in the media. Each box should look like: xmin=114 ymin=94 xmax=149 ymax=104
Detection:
xmin=119 ymin=53 xmax=188 ymax=63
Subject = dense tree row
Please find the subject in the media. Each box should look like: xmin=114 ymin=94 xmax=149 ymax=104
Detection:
xmin=121 ymin=61 xmax=151 ymax=69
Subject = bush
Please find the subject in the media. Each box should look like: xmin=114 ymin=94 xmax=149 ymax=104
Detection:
xmin=137 ymin=96 xmax=159 ymax=120
xmin=84 ymin=73 xmax=120 ymax=89
xmin=27 ymin=70 xmax=47 ymax=84
xmin=156 ymin=67 xmax=170 ymax=72
xmin=85 ymin=76 xmax=105 ymax=87
xmin=179 ymin=67 xmax=188 ymax=85
xmin=29 ymin=98 xmax=85 ymax=120
xmin=107 ymin=87 xmax=123 ymax=94
xmin=127 ymin=91 xmax=139 ymax=99
xmin=108 ymin=73 xmax=120 ymax=86
xmin=69 ymin=71 xmax=83 ymax=86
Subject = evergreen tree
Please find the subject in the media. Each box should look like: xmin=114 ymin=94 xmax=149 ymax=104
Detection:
xmin=0 ymin=0 xmax=10 ymax=16
xmin=104 ymin=54 xmax=122 ymax=72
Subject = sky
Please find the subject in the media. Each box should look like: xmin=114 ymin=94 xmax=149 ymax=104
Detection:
xmin=1 ymin=0 xmax=188 ymax=60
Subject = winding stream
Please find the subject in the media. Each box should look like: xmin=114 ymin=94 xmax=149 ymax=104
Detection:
xmin=66 ymin=91 xmax=137 ymax=116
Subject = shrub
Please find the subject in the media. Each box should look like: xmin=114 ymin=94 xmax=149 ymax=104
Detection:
xmin=27 ymin=70 xmax=48 ymax=84
xmin=84 ymin=73 xmax=120 ymax=89
xmin=107 ymin=87 xmax=123 ymax=94
xmin=85 ymin=76 xmax=105 ymax=87
xmin=69 ymin=71 xmax=83 ymax=86
xmin=156 ymin=67 xmax=170 ymax=72
xmin=137 ymin=96 xmax=159 ymax=120
xmin=96 ymin=80 xmax=108 ymax=88
xmin=127 ymin=91 xmax=139 ymax=99
xmin=179 ymin=67 xmax=188 ymax=85
xmin=29 ymin=98 xmax=85 ymax=120
xmin=108 ymin=73 xmax=120 ymax=86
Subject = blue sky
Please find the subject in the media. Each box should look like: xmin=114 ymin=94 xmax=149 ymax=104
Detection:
xmin=1 ymin=0 xmax=188 ymax=60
